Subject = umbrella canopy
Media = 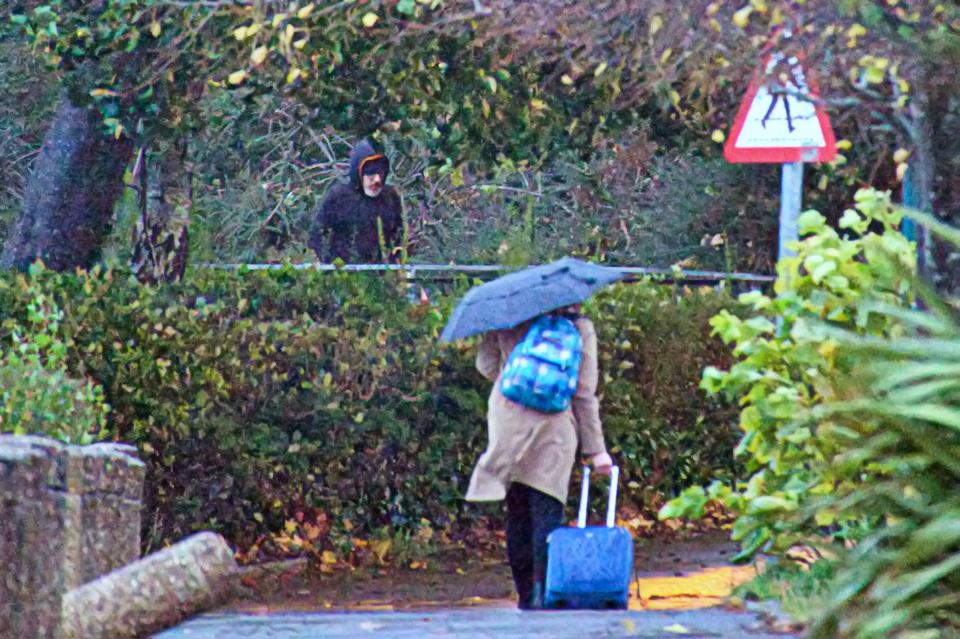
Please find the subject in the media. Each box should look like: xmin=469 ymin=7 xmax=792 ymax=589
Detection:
xmin=440 ymin=257 xmax=624 ymax=342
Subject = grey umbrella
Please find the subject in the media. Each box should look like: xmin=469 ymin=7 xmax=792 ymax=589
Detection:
xmin=439 ymin=257 xmax=624 ymax=342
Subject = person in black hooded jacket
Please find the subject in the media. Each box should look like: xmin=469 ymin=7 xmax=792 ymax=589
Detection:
xmin=308 ymin=139 xmax=404 ymax=263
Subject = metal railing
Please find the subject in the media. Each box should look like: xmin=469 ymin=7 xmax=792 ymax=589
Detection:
xmin=199 ymin=262 xmax=775 ymax=286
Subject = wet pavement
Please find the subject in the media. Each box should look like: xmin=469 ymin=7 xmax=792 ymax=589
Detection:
xmin=153 ymin=605 xmax=793 ymax=638
xmin=154 ymin=533 xmax=798 ymax=638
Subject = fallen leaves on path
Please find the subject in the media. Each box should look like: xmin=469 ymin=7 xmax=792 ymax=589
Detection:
xmin=631 ymin=565 xmax=760 ymax=611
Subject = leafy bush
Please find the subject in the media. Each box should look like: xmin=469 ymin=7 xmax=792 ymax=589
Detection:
xmin=800 ymin=213 xmax=960 ymax=639
xmin=733 ymin=557 xmax=836 ymax=625
xmin=0 ymin=267 xmax=109 ymax=444
xmin=590 ymin=281 xmax=744 ymax=512
xmin=659 ymin=189 xmax=915 ymax=559
xmin=0 ymin=263 xmax=743 ymax=557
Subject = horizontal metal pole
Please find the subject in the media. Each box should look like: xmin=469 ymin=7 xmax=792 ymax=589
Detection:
xmin=195 ymin=262 xmax=775 ymax=283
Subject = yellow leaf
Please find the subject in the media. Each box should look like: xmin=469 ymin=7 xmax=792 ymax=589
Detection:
xmin=706 ymin=2 xmax=721 ymax=16
xmin=232 ymin=26 xmax=249 ymax=41
xmin=228 ymin=70 xmax=248 ymax=85
xmin=749 ymin=0 xmax=767 ymax=13
xmin=294 ymin=37 xmax=308 ymax=50
xmin=863 ymin=66 xmax=885 ymax=84
xmin=896 ymin=162 xmax=909 ymax=182
xmin=284 ymin=519 xmax=298 ymax=534
xmin=659 ymin=48 xmax=672 ymax=64
xmin=455 ymin=567 xmax=466 ymax=575
xmin=847 ymin=23 xmax=867 ymax=38
xmin=371 ymin=539 xmax=392 ymax=562
xmin=286 ymin=67 xmax=302 ymax=84
xmin=818 ymin=174 xmax=829 ymax=190
xmin=649 ymin=15 xmax=663 ymax=36
xmin=322 ymin=372 xmax=332 ymax=387
xmin=530 ymin=98 xmax=547 ymax=111
xmin=818 ymin=340 xmax=837 ymax=359
xmin=89 ymin=88 xmax=119 ymax=98
xmin=149 ymin=21 xmax=161 ymax=37
xmin=893 ymin=148 xmax=910 ymax=164
xmin=669 ymin=90 xmax=681 ymax=105
xmin=836 ymin=139 xmax=852 ymax=150
xmin=298 ymin=3 xmax=315 ymax=18
xmin=898 ymin=79 xmax=910 ymax=93
xmin=711 ymin=129 xmax=725 ymax=143
xmin=247 ymin=23 xmax=260 ymax=37
xmin=251 ymin=46 xmax=268 ymax=66
xmin=272 ymin=13 xmax=288 ymax=28
xmin=594 ymin=61 xmax=608 ymax=77
xmin=361 ymin=11 xmax=379 ymax=27
xmin=733 ymin=6 xmax=753 ymax=28
xmin=663 ymin=624 xmax=690 ymax=634
xmin=322 ymin=550 xmax=337 ymax=564
xmin=561 ymin=74 xmax=574 ymax=86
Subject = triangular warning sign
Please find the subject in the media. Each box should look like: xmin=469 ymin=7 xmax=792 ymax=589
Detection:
xmin=724 ymin=56 xmax=837 ymax=164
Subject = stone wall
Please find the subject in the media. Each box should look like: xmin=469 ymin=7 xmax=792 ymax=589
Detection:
xmin=0 ymin=435 xmax=145 ymax=639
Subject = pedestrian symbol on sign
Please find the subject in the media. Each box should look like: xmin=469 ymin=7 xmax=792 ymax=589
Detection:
xmin=762 ymin=89 xmax=794 ymax=133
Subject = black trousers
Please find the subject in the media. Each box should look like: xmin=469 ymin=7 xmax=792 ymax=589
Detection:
xmin=505 ymin=482 xmax=564 ymax=607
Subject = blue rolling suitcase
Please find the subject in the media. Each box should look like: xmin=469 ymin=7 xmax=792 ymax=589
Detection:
xmin=544 ymin=466 xmax=633 ymax=609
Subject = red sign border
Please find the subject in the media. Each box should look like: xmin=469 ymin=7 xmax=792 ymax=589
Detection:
xmin=724 ymin=57 xmax=837 ymax=164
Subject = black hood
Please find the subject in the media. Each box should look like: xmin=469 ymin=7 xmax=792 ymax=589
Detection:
xmin=348 ymin=139 xmax=390 ymax=190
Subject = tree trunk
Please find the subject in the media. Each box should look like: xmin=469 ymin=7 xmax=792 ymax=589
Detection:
xmin=60 ymin=531 xmax=237 ymax=639
xmin=130 ymin=138 xmax=191 ymax=284
xmin=0 ymin=94 xmax=134 ymax=272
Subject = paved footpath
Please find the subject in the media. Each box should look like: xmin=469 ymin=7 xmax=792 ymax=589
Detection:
xmin=155 ymin=535 xmax=797 ymax=638
xmin=154 ymin=605 xmax=793 ymax=639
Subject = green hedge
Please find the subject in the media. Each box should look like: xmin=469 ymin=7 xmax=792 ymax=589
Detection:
xmin=0 ymin=265 xmax=743 ymax=553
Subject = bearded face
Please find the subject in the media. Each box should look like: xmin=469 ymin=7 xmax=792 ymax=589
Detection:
xmin=361 ymin=171 xmax=384 ymax=198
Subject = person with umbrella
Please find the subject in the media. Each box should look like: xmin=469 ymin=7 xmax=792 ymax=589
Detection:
xmin=441 ymin=258 xmax=621 ymax=610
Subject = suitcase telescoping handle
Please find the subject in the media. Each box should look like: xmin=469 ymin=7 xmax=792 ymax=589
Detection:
xmin=576 ymin=465 xmax=620 ymax=528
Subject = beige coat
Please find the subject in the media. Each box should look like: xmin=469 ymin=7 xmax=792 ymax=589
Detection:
xmin=465 ymin=317 xmax=607 ymax=504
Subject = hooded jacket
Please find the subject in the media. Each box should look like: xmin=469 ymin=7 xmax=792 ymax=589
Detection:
xmin=308 ymin=139 xmax=403 ymax=262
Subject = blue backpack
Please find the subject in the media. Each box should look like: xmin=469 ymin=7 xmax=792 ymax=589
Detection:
xmin=499 ymin=315 xmax=582 ymax=413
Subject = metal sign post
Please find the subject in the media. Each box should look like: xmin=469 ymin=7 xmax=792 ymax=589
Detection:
xmin=778 ymin=161 xmax=804 ymax=261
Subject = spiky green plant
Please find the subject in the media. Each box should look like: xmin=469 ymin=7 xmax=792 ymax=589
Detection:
xmin=800 ymin=211 xmax=960 ymax=638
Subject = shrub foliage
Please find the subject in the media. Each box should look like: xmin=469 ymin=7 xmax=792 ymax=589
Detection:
xmin=0 ymin=264 xmax=742 ymax=555
xmin=659 ymin=189 xmax=915 ymax=559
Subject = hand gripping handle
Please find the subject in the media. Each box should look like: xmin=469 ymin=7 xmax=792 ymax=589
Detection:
xmin=576 ymin=465 xmax=620 ymax=528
